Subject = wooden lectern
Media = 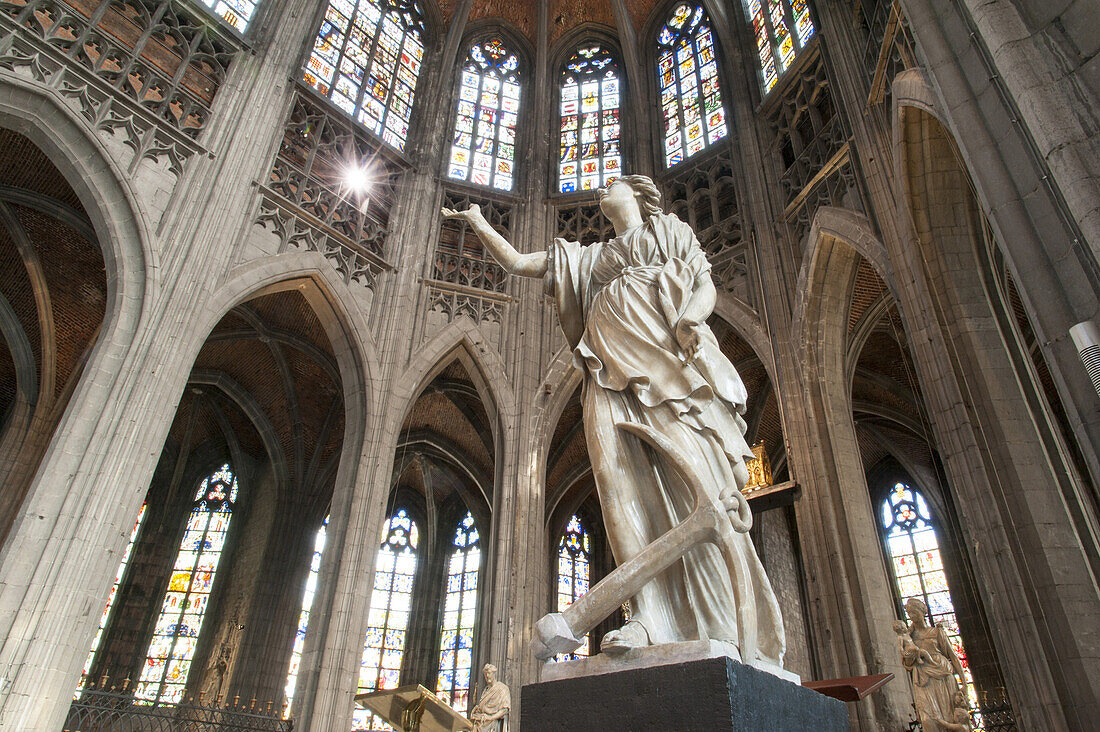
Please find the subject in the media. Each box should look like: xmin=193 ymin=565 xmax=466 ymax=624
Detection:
xmin=355 ymin=685 xmax=473 ymax=732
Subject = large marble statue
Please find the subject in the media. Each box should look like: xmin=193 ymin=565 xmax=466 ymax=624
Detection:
xmin=468 ymin=663 xmax=510 ymax=732
xmin=442 ymin=175 xmax=784 ymax=666
xmin=895 ymin=598 xmax=971 ymax=732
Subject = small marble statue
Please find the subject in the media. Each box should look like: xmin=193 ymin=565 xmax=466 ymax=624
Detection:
xmin=468 ymin=663 xmax=510 ymax=732
xmin=896 ymin=598 xmax=971 ymax=732
xmin=443 ymin=175 xmax=784 ymax=666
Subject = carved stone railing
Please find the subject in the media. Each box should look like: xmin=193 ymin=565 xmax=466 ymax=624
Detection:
xmin=761 ymin=50 xmax=861 ymax=249
xmin=858 ymin=0 xmax=917 ymax=106
xmin=425 ymin=188 xmax=512 ymax=324
xmin=777 ymin=113 xmax=849 ymax=205
xmin=0 ymin=0 xmax=238 ymax=172
xmin=431 ymin=249 xmax=505 ymax=293
xmin=661 ymin=149 xmax=753 ymax=303
xmin=556 ymin=198 xmax=613 ymax=247
xmin=425 ymin=280 xmax=508 ymax=324
xmin=256 ymin=90 xmax=398 ymax=288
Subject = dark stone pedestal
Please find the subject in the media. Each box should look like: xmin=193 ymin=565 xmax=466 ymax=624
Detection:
xmin=520 ymin=656 xmax=848 ymax=732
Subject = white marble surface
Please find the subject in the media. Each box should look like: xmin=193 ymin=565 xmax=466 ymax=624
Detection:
xmin=540 ymin=639 xmax=800 ymax=685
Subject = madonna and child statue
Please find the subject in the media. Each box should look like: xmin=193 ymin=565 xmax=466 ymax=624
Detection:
xmin=443 ymin=174 xmax=785 ymax=674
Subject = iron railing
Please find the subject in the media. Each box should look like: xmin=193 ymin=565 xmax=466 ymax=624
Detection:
xmin=65 ymin=689 xmax=292 ymax=731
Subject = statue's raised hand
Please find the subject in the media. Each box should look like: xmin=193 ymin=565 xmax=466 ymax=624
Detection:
xmin=441 ymin=203 xmax=483 ymax=222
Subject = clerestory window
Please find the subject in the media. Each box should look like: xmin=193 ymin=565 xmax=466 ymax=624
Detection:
xmin=558 ymin=43 xmax=622 ymax=193
xmin=303 ymin=0 xmax=426 ymax=152
xmin=656 ymin=4 xmax=728 ymax=167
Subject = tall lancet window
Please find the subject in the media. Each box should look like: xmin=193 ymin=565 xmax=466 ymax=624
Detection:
xmin=656 ymin=4 xmax=728 ymax=168
xmin=303 ymin=0 xmax=426 ymax=152
xmin=79 ymin=503 xmax=147 ymax=689
xmin=354 ymin=509 xmax=420 ymax=731
xmin=555 ymin=514 xmax=591 ymax=660
xmin=881 ymin=483 xmax=978 ymax=718
xmin=136 ymin=465 xmax=238 ymax=704
xmin=436 ymin=511 xmax=480 ymax=714
xmin=447 ymin=38 xmax=522 ymax=191
xmin=558 ymin=44 xmax=622 ymax=193
xmin=742 ymin=0 xmax=815 ymax=93
xmin=282 ymin=516 xmax=329 ymax=719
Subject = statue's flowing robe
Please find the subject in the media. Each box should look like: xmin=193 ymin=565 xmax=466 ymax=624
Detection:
xmin=470 ymin=681 xmax=510 ymax=732
xmin=545 ymin=213 xmax=784 ymax=663
xmin=904 ymin=625 xmax=963 ymax=732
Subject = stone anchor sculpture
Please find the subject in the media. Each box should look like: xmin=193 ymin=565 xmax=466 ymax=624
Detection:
xmin=531 ymin=421 xmax=755 ymax=662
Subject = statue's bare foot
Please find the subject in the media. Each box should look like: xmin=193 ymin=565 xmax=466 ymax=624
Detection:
xmin=600 ymin=619 xmax=651 ymax=656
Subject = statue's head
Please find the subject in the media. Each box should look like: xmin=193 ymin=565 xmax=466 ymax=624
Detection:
xmin=891 ymin=619 xmax=909 ymax=635
xmin=904 ymin=597 xmax=928 ymax=624
xmin=597 ymin=175 xmax=662 ymax=222
xmin=483 ymin=663 xmax=497 ymax=683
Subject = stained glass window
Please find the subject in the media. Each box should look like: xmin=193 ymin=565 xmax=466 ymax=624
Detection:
xmin=78 ymin=503 xmax=147 ymax=690
xmin=558 ymin=44 xmax=622 ymax=193
xmin=656 ymin=4 xmax=727 ymax=168
xmin=136 ymin=465 xmax=238 ymax=704
xmin=282 ymin=516 xmax=329 ymax=719
xmin=436 ymin=511 xmax=480 ymax=715
xmin=447 ymin=38 xmax=522 ymax=191
xmin=555 ymin=515 xmax=591 ymax=660
xmin=303 ymin=0 xmax=426 ymax=152
xmin=200 ymin=0 xmax=258 ymax=32
xmin=354 ymin=509 xmax=420 ymax=731
xmin=881 ymin=483 xmax=980 ymax=722
xmin=742 ymin=0 xmax=815 ymax=94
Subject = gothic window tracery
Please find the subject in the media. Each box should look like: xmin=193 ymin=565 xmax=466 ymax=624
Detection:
xmin=558 ymin=43 xmax=622 ymax=193
xmin=303 ymin=0 xmax=426 ymax=152
xmin=741 ymin=0 xmax=816 ymax=93
xmin=135 ymin=465 xmax=238 ymax=704
xmin=881 ymin=483 xmax=979 ymax=719
xmin=555 ymin=514 xmax=591 ymax=660
xmin=282 ymin=516 xmax=329 ymax=719
xmin=448 ymin=38 xmax=522 ymax=191
xmin=656 ymin=3 xmax=728 ymax=168
xmin=436 ymin=511 xmax=481 ymax=714
xmin=79 ymin=504 xmax=147 ymax=690
xmin=354 ymin=509 xmax=420 ymax=731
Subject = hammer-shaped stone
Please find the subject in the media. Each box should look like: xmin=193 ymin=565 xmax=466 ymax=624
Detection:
xmin=532 ymin=421 xmax=757 ymax=662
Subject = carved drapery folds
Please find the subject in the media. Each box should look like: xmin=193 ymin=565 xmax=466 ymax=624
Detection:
xmin=763 ymin=51 xmax=861 ymax=249
xmin=257 ymin=90 xmax=398 ymax=288
xmin=426 ymin=188 xmax=511 ymax=323
xmin=0 ymin=0 xmax=237 ymax=172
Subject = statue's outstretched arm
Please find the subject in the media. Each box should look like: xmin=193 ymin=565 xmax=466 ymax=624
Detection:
xmin=441 ymin=204 xmax=548 ymax=278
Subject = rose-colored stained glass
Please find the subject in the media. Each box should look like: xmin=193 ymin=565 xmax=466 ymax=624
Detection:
xmin=881 ymin=483 xmax=980 ymax=722
xmin=303 ymin=0 xmax=425 ymax=152
xmin=354 ymin=509 xmax=420 ymax=731
xmin=656 ymin=4 xmax=727 ymax=168
xmin=436 ymin=512 xmax=480 ymax=715
xmin=135 ymin=466 xmax=237 ymax=705
xmin=448 ymin=39 xmax=521 ymax=191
